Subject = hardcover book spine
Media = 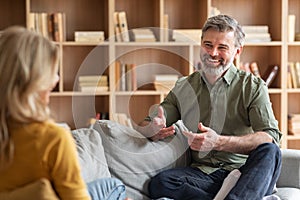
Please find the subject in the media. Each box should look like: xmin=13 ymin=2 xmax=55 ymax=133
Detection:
xmin=118 ymin=11 xmax=130 ymax=42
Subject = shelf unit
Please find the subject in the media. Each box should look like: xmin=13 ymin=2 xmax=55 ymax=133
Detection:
xmin=1 ymin=0 xmax=300 ymax=149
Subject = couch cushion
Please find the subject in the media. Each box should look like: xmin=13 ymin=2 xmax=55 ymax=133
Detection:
xmin=72 ymin=128 xmax=111 ymax=183
xmin=277 ymin=149 xmax=300 ymax=189
xmin=276 ymin=187 xmax=300 ymax=200
xmin=92 ymin=120 xmax=190 ymax=200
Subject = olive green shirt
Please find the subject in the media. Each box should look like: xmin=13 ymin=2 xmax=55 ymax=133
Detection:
xmin=147 ymin=65 xmax=282 ymax=174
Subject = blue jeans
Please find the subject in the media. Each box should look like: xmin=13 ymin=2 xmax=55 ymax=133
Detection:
xmin=87 ymin=178 xmax=126 ymax=200
xmin=149 ymin=143 xmax=282 ymax=200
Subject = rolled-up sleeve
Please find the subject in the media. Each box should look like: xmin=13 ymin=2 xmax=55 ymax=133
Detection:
xmin=248 ymin=81 xmax=282 ymax=145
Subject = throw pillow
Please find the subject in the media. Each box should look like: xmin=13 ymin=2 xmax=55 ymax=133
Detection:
xmin=92 ymin=120 xmax=191 ymax=200
xmin=72 ymin=128 xmax=111 ymax=183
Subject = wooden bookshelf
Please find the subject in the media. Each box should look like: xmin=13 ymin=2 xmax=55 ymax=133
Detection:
xmin=1 ymin=0 xmax=300 ymax=149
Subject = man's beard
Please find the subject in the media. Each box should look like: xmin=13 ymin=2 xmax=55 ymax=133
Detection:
xmin=200 ymin=54 xmax=233 ymax=76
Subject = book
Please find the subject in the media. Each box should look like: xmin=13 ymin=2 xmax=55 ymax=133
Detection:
xmin=288 ymin=62 xmax=298 ymax=88
xmin=120 ymin=62 xmax=126 ymax=91
xmin=78 ymin=75 xmax=108 ymax=92
xmin=242 ymin=25 xmax=269 ymax=33
xmin=287 ymin=63 xmax=293 ymax=89
xmin=288 ymin=114 xmax=300 ymax=135
xmin=249 ymin=62 xmax=261 ymax=77
xmin=288 ymin=15 xmax=296 ymax=42
xmin=114 ymin=61 xmax=137 ymax=91
xmin=79 ymin=86 xmax=109 ymax=92
xmin=27 ymin=13 xmax=35 ymax=32
xmin=163 ymin=14 xmax=169 ymax=42
xmin=154 ymin=74 xmax=179 ymax=81
xmin=244 ymin=33 xmax=271 ymax=42
xmin=115 ymin=60 xmax=121 ymax=91
xmin=125 ymin=64 xmax=133 ymax=91
xmin=47 ymin=13 xmax=54 ymax=41
xmin=78 ymin=75 xmax=108 ymax=83
xmin=173 ymin=29 xmax=202 ymax=42
xmin=126 ymin=63 xmax=137 ymax=91
xmin=132 ymin=28 xmax=156 ymax=42
xmin=28 ymin=12 xmax=66 ymax=42
xmin=263 ymin=65 xmax=279 ymax=87
xmin=296 ymin=33 xmax=300 ymax=41
xmin=52 ymin=12 xmax=66 ymax=42
xmin=242 ymin=25 xmax=271 ymax=42
xmin=289 ymin=113 xmax=300 ymax=120
xmin=118 ymin=11 xmax=130 ymax=42
xmin=74 ymin=31 xmax=104 ymax=42
xmin=40 ymin=12 xmax=49 ymax=39
xmin=154 ymin=74 xmax=179 ymax=92
xmin=113 ymin=12 xmax=122 ymax=42
xmin=295 ymin=62 xmax=300 ymax=87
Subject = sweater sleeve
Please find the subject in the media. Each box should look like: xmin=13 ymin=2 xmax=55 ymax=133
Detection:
xmin=46 ymin=125 xmax=91 ymax=200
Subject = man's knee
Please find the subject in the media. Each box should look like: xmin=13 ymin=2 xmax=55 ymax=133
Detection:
xmin=257 ymin=143 xmax=281 ymax=157
xmin=249 ymin=142 xmax=282 ymax=170
xmin=149 ymin=171 xmax=174 ymax=198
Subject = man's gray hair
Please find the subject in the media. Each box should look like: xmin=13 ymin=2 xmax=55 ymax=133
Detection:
xmin=201 ymin=15 xmax=245 ymax=48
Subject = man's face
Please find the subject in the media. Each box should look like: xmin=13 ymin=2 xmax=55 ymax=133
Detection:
xmin=200 ymin=29 xmax=241 ymax=76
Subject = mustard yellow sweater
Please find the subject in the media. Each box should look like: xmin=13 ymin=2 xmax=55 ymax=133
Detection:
xmin=0 ymin=120 xmax=90 ymax=200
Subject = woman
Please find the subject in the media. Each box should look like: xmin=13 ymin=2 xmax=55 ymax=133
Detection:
xmin=0 ymin=26 xmax=127 ymax=200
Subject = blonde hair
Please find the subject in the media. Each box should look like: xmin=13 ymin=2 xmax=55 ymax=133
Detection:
xmin=0 ymin=26 xmax=59 ymax=169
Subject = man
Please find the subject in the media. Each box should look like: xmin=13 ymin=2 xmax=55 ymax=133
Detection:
xmin=136 ymin=15 xmax=282 ymax=200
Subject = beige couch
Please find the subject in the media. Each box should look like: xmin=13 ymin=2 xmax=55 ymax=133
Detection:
xmin=72 ymin=120 xmax=300 ymax=200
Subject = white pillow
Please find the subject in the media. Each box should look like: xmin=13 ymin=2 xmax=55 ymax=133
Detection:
xmin=92 ymin=120 xmax=190 ymax=199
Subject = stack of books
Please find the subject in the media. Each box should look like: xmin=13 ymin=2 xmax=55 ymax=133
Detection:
xmin=154 ymin=74 xmax=179 ymax=92
xmin=242 ymin=25 xmax=271 ymax=43
xmin=288 ymin=114 xmax=300 ymax=135
xmin=113 ymin=11 xmax=130 ymax=42
xmin=28 ymin=12 xmax=66 ymax=42
xmin=78 ymin=75 xmax=108 ymax=92
xmin=115 ymin=61 xmax=137 ymax=91
xmin=239 ymin=62 xmax=279 ymax=87
xmin=131 ymin=28 xmax=156 ymax=42
xmin=287 ymin=62 xmax=300 ymax=88
xmin=172 ymin=29 xmax=202 ymax=42
xmin=74 ymin=31 xmax=104 ymax=42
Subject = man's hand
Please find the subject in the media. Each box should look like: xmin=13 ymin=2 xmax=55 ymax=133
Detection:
xmin=137 ymin=106 xmax=175 ymax=141
xmin=149 ymin=106 xmax=175 ymax=141
xmin=183 ymin=122 xmax=220 ymax=152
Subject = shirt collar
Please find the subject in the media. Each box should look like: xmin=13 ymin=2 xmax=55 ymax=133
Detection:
xmin=222 ymin=64 xmax=237 ymax=85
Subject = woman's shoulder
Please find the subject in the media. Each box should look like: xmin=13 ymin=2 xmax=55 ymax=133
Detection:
xmin=40 ymin=121 xmax=72 ymax=140
xmin=15 ymin=120 xmax=73 ymax=143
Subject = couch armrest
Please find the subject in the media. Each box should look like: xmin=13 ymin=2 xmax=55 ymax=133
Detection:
xmin=277 ymin=149 xmax=300 ymax=188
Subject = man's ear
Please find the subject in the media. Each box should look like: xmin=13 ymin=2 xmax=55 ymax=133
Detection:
xmin=234 ymin=46 xmax=243 ymax=59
